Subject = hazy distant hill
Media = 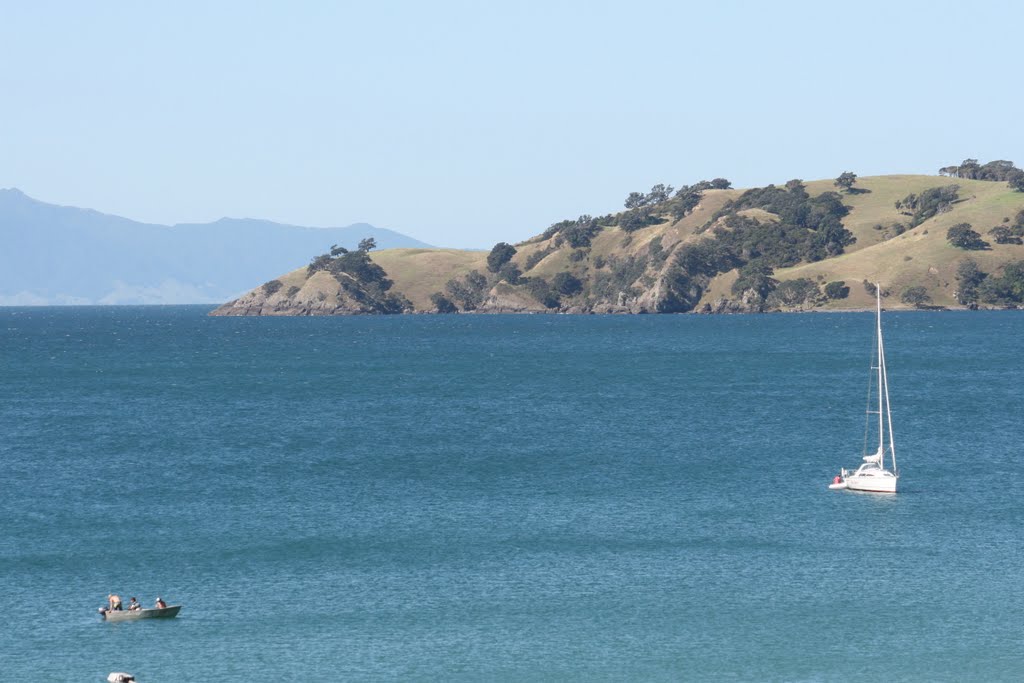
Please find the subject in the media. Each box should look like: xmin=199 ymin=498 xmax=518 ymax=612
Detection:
xmin=0 ymin=188 xmax=431 ymax=304
xmin=213 ymin=168 xmax=1024 ymax=316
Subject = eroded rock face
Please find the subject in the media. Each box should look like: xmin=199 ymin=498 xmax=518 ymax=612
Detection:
xmin=475 ymin=286 xmax=548 ymax=314
xmin=702 ymin=289 xmax=766 ymax=314
xmin=632 ymin=279 xmax=664 ymax=313
xmin=590 ymin=301 xmax=632 ymax=314
xmin=210 ymin=295 xmax=371 ymax=316
xmin=589 ymin=291 xmax=644 ymax=314
xmin=211 ymin=299 xmax=366 ymax=316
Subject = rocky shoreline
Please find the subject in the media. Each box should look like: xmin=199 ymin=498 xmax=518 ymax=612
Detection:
xmin=210 ymin=292 xmax=1000 ymax=317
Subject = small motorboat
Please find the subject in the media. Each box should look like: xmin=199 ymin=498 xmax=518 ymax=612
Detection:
xmin=828 ymin=474 xmax=847 ymax=490
xmin=99 ymin=605 xmax=182 ymax=622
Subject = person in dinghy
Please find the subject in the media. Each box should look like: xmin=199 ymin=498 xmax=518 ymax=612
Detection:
xmin=829 ymin=470 xmax=847 ymax=490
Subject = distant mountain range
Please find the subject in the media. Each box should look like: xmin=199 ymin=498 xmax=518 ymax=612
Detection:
xmin=0 ymin=188 xmax=432 ymax=304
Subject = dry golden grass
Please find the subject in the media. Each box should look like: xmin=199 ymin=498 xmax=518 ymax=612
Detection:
xmin=371 ymin=248 xmax=487 ymax=310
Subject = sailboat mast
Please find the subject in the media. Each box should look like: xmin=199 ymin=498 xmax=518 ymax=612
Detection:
xmin=875 ymin=284 xmax=884 ymax=456
xmin=878 ymin=298 xmax=898 ymax=474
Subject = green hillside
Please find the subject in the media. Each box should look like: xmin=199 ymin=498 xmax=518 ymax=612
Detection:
xmin=211 ymin=164 xmax=1024 ymax=316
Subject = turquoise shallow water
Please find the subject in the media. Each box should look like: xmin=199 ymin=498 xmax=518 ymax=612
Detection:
xmin=1 ymin=307 xmax=1023 ymax=681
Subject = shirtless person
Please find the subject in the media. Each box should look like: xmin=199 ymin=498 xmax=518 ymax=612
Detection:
xmin=108 ymin=594 xmax=123 ymax=611
xmin=155 ymin=597 xmax=167 ymax=609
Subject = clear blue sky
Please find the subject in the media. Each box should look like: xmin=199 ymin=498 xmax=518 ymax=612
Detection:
xmin=1 ymin=0 xmax=1021 ymax=248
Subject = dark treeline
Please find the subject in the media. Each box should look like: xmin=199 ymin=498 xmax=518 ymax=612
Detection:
xmin=939 ymin=158 xmax=1024 ymax=191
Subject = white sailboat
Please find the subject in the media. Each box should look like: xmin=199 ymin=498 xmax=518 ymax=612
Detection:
xmin=830 ymin=284 xmax=899 ymax=493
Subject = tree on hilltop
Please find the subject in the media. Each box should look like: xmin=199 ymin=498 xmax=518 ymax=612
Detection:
xmin=834 ymin=172 xmax=858 ymax=193
xmin=646 ymin=184 xmax=674 ymax=205
xmin=624 ymin=183 xmax=677 ymax=210
xmin=938 ymin=158 xmax=1023 ymax=183
xmin=624 ymin=191 xmax=646 ymax=209
xmin=957 ymin=159 xmax=981 ymax=178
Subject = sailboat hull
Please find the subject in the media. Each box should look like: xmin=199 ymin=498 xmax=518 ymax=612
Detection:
xmin=844 ymin=474 xmax=897 ymax=493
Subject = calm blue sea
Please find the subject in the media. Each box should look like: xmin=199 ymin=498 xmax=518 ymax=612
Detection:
xmin=1 ymin=307 xmax=1023 ymax=681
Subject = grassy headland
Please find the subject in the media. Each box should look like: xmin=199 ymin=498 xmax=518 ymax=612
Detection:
xmin=212 ymin=164 xmax=1024 ymax=316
